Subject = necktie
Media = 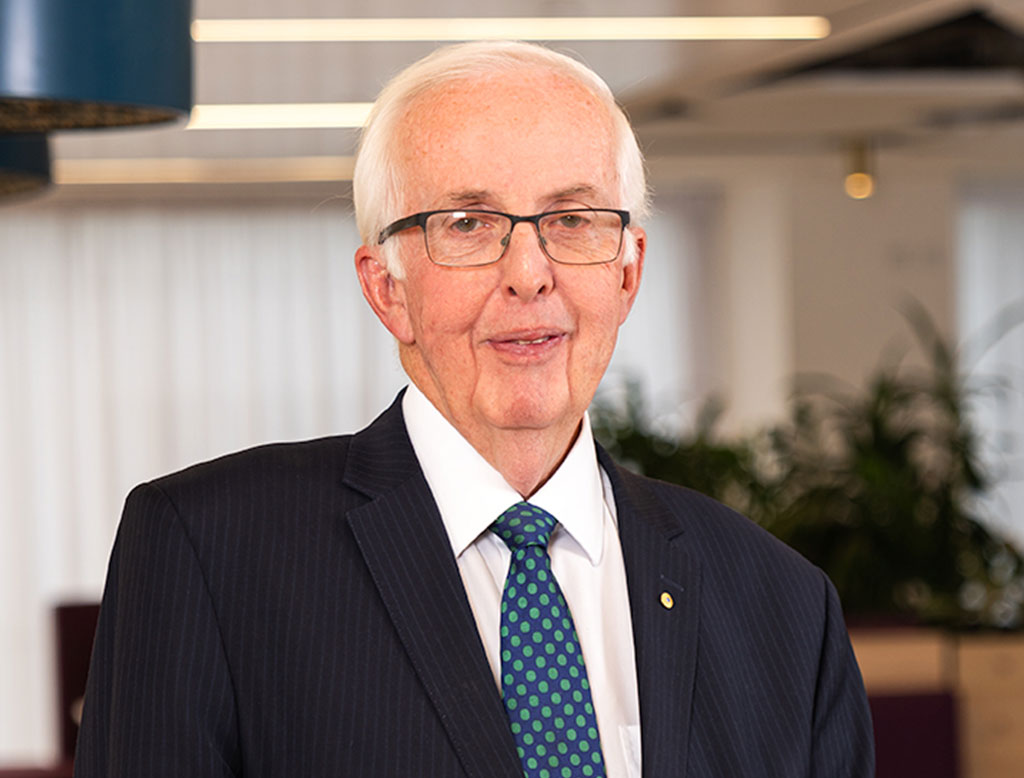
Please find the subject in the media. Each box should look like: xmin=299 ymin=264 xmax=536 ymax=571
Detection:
xmin=491 ymin=502 xmax=606 ymax=778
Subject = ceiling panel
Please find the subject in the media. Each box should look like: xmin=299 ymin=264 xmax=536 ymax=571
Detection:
xmin=48 ymin=0 xmax=1024 ymax=186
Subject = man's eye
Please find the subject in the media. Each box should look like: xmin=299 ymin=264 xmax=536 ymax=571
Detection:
xmin=453 ymin=217 xmax=483 ymax=233
xmin=556 ymin=213 xmax=586 ymax=228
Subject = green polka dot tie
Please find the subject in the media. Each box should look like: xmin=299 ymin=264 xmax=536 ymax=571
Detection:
xmin=491 ymin=502 xmax=606 ymax=778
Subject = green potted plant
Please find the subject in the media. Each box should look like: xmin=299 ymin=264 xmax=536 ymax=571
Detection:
xmin=593 ymin=306 xmax=1023 ymax=629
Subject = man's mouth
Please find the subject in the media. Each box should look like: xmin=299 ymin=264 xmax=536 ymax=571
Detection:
xmin=509 ymin=336 xmax=555 ymax=345
xmin=487 ymin=330 xmax=566 ymax=355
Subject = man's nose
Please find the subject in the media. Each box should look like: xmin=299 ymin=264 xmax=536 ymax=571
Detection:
xmin=501 ymin=221 xmax=553 ymax=302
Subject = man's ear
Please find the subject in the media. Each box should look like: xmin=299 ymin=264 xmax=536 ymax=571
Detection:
xmin=355 ymin=246 xmax=415 ymax=344
xmin=618 ymin=227 xmax=646 ymax=325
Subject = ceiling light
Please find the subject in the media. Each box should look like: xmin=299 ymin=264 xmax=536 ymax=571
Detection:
xmin=187 ymin=103 xmax=374 ymax=130
xmin=191 ymin=16 xmax=830 ymax=43
xmin=844 ymin=140 xmax=875 ymax=200
xmin=53 ymin=156 xmax=355 ymax=185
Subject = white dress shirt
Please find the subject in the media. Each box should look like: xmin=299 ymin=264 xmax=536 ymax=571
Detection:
xmin=402 ymin=384 xmax=642 ymax=778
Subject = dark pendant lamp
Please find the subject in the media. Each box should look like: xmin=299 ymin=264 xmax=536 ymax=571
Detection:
xmin=0 ymin=132 xmax=49 ymax=197
xmin=0 ymin=0 xmax=193 ymax=131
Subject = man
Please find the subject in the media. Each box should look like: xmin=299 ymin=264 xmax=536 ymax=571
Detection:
xmin=76 ymin=41 xmax=874 ymax=777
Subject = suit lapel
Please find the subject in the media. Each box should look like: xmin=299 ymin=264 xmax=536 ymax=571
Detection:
xmin=599 ymin=446 xmax=700 ymax=778
xmin=342 ymin=398 xmax=523 ymax=778
xmin=341 ymin=400 xmax=700 ymax=778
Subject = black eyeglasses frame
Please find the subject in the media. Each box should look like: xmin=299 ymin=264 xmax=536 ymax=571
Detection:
xmin=376 ymin=207 xmax=631 ymax=267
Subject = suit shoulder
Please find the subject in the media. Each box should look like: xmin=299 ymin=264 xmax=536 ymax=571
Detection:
xmin=137 ymin=435 xmax=356 ymax=515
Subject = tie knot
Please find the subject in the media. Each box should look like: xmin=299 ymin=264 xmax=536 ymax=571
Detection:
xmin=491 ymin=502 xmax=557 ymax=552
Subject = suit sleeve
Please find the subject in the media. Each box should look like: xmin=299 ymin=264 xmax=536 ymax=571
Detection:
xmin=811 ymin=571 xmax=875 ymax=777
xmin=74 ymin=483 xmax=240 ymax=777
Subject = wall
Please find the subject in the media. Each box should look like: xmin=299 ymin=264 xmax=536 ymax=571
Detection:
xmin=791 ymin=155 xmax=957 ymax=386
xmin=648 ymin=151 xmax=961 ymax=436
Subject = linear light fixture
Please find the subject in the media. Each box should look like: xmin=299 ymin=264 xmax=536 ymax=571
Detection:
xmin=191 ymin=16 xmax=831 ymax=43
xmin=54 ymin=156 xmax=355 ymax=185
xmin=187 ymin=103 xmax=373 ymax=130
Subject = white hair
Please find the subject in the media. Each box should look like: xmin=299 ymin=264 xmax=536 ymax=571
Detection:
xmin=352 ymin=40 xmax=649 ymax=276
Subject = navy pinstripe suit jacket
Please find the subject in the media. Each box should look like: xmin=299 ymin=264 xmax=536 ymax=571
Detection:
xmin=75 ymin=395 xmax=874 ymax=777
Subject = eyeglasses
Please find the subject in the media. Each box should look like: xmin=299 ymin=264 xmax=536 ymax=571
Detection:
xmin=376 ymin=208 xmax=630 ymax=267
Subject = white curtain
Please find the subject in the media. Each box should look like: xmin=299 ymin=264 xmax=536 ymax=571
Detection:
xmin=958 ymin=183 xmax=1024 ymax=551
xmin=0 ymin=193 xmax=706 ymax=763
xmin=0 ymin=199 xmax=408 ymax=763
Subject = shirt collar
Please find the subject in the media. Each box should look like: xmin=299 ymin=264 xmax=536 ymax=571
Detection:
xmin=402 ymin=383 xmax=606 ymax=565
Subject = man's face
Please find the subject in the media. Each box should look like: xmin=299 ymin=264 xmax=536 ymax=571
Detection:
xmin=357 ymin=69 xmax=644 ymax=448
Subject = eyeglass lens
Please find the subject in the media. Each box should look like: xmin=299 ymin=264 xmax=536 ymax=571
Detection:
xmin=424 ymin=210 xmax=623 ymax=266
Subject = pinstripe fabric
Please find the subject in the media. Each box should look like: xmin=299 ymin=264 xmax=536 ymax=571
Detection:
xmin=75 ymin=394 xmax=873 ymax=777
xmin=600 ymin=447 xmax=875 ymax=777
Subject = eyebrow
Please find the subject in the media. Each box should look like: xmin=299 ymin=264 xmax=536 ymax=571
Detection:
xmin=549 ymin=184 xmax=601 ymax=201
xmin=439 ymin=184 xmax=603 ymax=209
xmin=441 ymin=190 xmax=492 ymax=207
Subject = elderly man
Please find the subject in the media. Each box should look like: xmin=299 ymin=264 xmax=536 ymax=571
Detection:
xmin=76 ymin=41 xmax=874 ymax=778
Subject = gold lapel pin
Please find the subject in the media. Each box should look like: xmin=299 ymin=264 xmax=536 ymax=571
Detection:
xmin=659 ymin=591 xmax=674 ymax=610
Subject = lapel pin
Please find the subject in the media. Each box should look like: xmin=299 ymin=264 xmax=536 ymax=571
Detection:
xmin=659 ymin=591 xmax=674 ymax=609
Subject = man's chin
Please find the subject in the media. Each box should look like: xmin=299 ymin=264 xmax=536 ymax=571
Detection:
xmin=477 ymin=393 xmax=577 ymax=435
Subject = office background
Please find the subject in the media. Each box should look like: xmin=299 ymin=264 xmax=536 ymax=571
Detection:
xmin=1 ymin=0 xmax=1023 ymax=771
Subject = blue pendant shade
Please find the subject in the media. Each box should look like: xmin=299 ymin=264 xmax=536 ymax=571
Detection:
xmin=0 ymin=133 xmax=50 ymax=198
xmin=0 ymin=0 xmax=192 ymax=131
